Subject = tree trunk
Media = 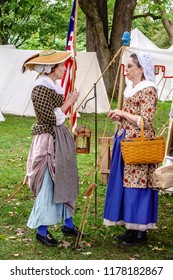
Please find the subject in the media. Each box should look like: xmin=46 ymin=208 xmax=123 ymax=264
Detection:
xmin=78 ymin=0 xmax=137 ymax=98
xmin=153 ymin=0 xmax=173 ymax=45
xmin=162 ymin=19 xmax=173 ymax=45
xmin=110 ymin=0 xmax=137 ymax=54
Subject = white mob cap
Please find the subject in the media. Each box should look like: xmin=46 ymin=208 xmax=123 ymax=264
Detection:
xmin=136 ymin=52 xmax=155 ymax=83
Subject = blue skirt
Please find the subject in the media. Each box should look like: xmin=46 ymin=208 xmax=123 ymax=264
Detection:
xmin=103 ymin=130 xmax=158 ymax=230
xmin=27 ymin=167 xmax=70 ymax=229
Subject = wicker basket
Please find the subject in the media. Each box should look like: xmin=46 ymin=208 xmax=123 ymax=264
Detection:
xmin=120 ymin=118 xmax=165 ymax=165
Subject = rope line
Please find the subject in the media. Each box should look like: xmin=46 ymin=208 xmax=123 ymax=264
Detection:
xmin=0 ymin=180 xmax=26 ymax=210
xmin=76 ymin=46 xmax=125 ymax=112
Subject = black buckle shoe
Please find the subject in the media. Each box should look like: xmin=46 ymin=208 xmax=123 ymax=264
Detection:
xmin=114 ymin=230 xmax=135 ymax=242
xmin=36 ymin=232 xmax=60 ymax=246
xmin=122 ymin=230 xmax=147 ymax=246
xmin=61 ymin=225 xmax=87 ymax=237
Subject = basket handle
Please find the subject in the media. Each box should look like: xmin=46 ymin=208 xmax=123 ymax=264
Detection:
xmin=140 ymin=118 xmax=145 ymax=140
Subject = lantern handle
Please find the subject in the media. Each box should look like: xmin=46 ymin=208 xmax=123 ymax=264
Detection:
xmin=81 ymin=94 xmax=95 ymax=110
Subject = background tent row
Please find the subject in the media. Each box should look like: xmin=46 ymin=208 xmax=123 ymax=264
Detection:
xmin=0 ymin=47 xmax=110 ymax=119
xmin=1 ymin=28 xmax=173 ymax=120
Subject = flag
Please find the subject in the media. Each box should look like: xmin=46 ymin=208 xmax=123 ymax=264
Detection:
xmin=61 ymin=0 xmax=77 ymax=130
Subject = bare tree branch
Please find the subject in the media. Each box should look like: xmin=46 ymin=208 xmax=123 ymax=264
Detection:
xmin=133 ymin=12 xmax=161 ymax=20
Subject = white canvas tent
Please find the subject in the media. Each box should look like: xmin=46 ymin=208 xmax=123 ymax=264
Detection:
xmin=0 ymin=109 xmax=5 ymax=121
xmin=0 ymin=48 xmax=110 ymax=117
xmin=123 ymin=28 xmax=173 ymax=101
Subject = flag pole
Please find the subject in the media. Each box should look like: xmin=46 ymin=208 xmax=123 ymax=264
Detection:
xmin=70 ymin=0 xmax=79 ymax=132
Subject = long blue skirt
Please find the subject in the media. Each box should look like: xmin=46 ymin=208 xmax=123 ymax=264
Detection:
xmin=27 ymin=167 xmax=70 ymax=229
xmin=103 ymin=130 xmax=158 ymax=230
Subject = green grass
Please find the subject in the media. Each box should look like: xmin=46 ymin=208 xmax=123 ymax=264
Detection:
xmin=0 ymin=100 xmax=173 ymax=260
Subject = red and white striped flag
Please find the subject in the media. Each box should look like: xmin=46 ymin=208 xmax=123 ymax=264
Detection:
xmin=61 ymin=0 xmax=77 ymax=131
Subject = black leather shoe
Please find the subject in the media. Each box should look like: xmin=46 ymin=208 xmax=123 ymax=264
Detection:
xmin=36 ymin=232 xmax=60 ymax=246
xmin=114 ymin=230 xmax=135 ymax=242
xmin=122 ymin=230 xmax=147 ymax=246
xmin=62 ymin=225 xmax=86 ymax=237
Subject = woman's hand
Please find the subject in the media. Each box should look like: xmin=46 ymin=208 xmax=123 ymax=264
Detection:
xmin=108 ymin=109 xmax=123 ymax=121
xmin=61 ymin=89 xmax=80 ymax=113
xmin=109 ymin=109 xmax=141 ymax=126
xmin=67 ymin=89 xmax=80 ymax=104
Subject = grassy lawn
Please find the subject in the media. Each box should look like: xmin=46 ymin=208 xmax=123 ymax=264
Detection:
xmin=0 ymin=100 xmax=173 ymax=260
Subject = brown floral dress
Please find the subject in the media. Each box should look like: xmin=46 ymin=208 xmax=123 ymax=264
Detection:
xmin=118 ymin=86 xmax=158 ymax=189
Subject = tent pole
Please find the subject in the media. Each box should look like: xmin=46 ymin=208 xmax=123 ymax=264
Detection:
xmin=115 ymin=71 xmax=125 ymax=130
xmin=117 ymin=71 xmax=125 ymax=109
xmin=115 ymin=31 xmax=130 ymax=130
xmin=94 ymin=83 xmax=98 ymax=225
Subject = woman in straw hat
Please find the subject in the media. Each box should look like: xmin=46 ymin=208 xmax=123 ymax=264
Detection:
xmin=23 ymin=50 xmax=81 ymax=246
xmin=103 ymin=52 xmax=159 ymax=246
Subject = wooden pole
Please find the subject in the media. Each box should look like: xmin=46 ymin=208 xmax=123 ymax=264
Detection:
xmin=117 ymin=69 xmax=125 ymax=110
xmin=115 ymin=69 xmax=125 ymax=130
xmin=115 ymin=31 xmax=131 ymax=130
xmin=70 ymin=0 xmax=79 ymax=132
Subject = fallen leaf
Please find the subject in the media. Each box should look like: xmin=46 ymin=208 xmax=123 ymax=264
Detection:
xmin=82 ymin=252 xmax=92 ymax=256
xmin=11 ymin=253 xmax=20 ymax=257
xmin=81 ymin=240 xmax=92 ymax=247
xmin=58 ymin=240 xmax=71 ymax=248
xmin=8 ymin=211 xmax=17 ymax=216
xmin=162 ymin=226 xmax=167 ymax=229
xmin=8 ymin=236 xmax=17 ymax=240
xmin=132 ymin=254 xmax=140 ymax=258
xmin=15 ymin=202 xmax=21 ymax=206
xmin=23 ymin=238 xmax=32 ymax=242
xmin=15 ymin=228 xmax=25 ymax=236
xmin=152 ymin=246 xmax=166 ymax=251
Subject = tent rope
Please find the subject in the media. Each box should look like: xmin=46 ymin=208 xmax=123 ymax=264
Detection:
xmin=75 ymin=45 xmax=125 ymax=112
xmin=0 ymin=180 xmax=26 ymax=210
xmin=158 ymin=78 xmax=168 ymax=100
xmin=75 ymin=183 xmax=97 ymax=249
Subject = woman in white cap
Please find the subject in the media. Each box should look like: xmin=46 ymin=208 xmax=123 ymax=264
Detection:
xmin=103 ymin=52 xmax=159 ymax=246
xmin=23 ymin=50 xmax=81 ymax=246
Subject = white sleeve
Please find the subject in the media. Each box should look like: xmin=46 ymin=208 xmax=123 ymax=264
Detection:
xmin=54 ymin=107 xmax=67 ymax=125
xmin=137 ymin=116 xmax=141 ymax=128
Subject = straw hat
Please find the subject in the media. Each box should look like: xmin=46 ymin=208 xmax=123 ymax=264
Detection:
xmin=24 ymin=49 xmax=72 ymax=71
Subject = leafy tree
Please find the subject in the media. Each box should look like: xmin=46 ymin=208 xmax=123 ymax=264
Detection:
xmin=0 ymin=0 xmax=85 ymax=50
xmin=133 ymin=0 xmax=173 ymax=47
xmin=78 ymin=0 xmax=173 ymax=97
xmin=78 ymin=0 xmax=137 ymax=97
xmin=0 ymin=0 xmax=70 ymax=48
xmin=0 ymin=0 xmax=42 ymax=46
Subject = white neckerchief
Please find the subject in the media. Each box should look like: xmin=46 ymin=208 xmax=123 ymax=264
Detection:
xmin=34 ymin=75 xmax=63 ymax=95
xmin=124 ymin=80 xmax=158 ymax=98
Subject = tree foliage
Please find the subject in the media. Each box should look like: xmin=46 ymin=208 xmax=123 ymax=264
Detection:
xmin=1 ymin=0 xmax=173 ymax=49
xmin=0 ymin=0 xmax=72 ymax=49
xmin=133 ymin=0 xmax=173 ymax=46
xmin=78 ymin=0 xmax=173 ymax=96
